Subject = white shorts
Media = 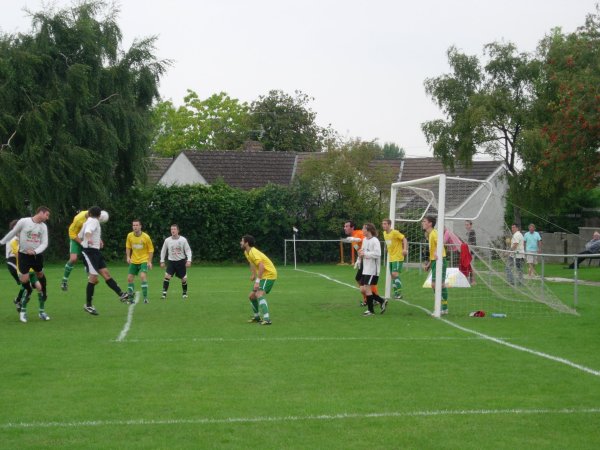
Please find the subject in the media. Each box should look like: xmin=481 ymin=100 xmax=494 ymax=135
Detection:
xmin=526 ymin=254 xmax=537 ymax=264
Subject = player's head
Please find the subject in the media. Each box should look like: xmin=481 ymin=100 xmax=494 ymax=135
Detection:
xmin=35 ymin=206 xmax=51 ymax=222
xmin=363 ymin=222 xmax=378 ymax=237
xmin=241 ymin=234 xmax=255 ymax=249
xmin=422 ymin=215 xmax=436 ymax=230
xmin=170 ymin=224 xmax=180 ymax=237
xmin=88 ymin=206 xmax=101 ymax=218
xmin=381 ymin=218 xmax=392 ymax=232
xmin=132 ymin=219 xmax=142 ymax=234
xmin=343 ymin=220 xmax=355 ymax=236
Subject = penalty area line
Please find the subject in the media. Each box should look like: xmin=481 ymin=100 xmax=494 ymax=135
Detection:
xmin=2 ymin=407 xmax=600 ymax=429
xmin=116 ymin=291 xmax=139 ymax=342
xmin=298 ymin=269 xmax=600 ymax=378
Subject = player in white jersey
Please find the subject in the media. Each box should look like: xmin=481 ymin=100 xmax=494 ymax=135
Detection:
xmin=160 ymin=224 xmax=192 ymax=299
xmin=358 ymin=223 xmax=388 ymax=316
xmin=0 ymin=206 xmax=51 ymax=321
xmin=79 ymin=206 xmax=129 ymax=315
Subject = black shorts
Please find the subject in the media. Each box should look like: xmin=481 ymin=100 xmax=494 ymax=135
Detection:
xmin=18 ymin=252 xmax=44 ymax=275
xmin=166 ymin=259 xmax=187 ymax=279
xmin=82 ymin=248 xmax=107 ymax=276
xmin=360 ymin=274 xmax=379 ymax=286
xmin=354 ymin=264 xmax=363 ymax=283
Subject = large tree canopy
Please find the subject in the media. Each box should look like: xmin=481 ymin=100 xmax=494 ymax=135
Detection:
xmin=0 ymin=0 xmax=167 ymax=219
xmin=249 ymin=90 xmax=335 ymax=152
xmin=150 ymin=90 xmax=251 ymax=156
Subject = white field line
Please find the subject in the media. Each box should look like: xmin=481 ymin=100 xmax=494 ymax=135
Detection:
xmin=118 ymin=336 xmax=496 ymax=343
xmin=2 ymin=408 xmax=600 ymax=429
xmin=297 ymin=269 xmax=600 ymax=378
xmin=116 ymin=291 xmax=139 ymax=342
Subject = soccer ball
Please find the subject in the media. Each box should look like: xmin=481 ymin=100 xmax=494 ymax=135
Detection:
xmin=99 ymin=210 xmax=109 ymax=223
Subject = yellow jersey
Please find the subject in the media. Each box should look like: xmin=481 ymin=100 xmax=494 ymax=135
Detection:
xmin=383 ymin=229 xmax=406 ymax=262
xmin=244 ymin=247 xmax=277 ymax=280
xmin=428 ymin=228 xmax=446 ymax=261
xmin=68 ymin=210 xmax=88 ymax=240
xmin=126 ymin=232 xmax=154 ymax=264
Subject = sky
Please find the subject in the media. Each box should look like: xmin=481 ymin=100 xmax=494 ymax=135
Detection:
xmin=1 ymin=0 xmax=597 ymax=157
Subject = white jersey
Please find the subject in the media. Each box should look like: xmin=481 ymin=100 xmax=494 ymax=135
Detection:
xmin=0 ymin=217 xmax=48 ymax=254
xmin=79 ymin=217 xmax=102 ymax=249
xmin=361 ymin=236 xmax=381 ymax=276
xmin=160 ymin=236 xmax=192 ymax=262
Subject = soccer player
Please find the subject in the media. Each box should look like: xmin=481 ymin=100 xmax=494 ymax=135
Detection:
xmin=160 ymin=224 xmax=192 ymax=299
xmin=0 ymin=206 xmax=51 ymax=322
xmin=125 ymin=219 xmax=154 ymax=303
xmin=80 ymin=206 xmax=129 ymax=315
xmin=523 ymin=223 xmax=542 ymax=277
xmin=60 ymin=209 xmax=89 ymax=291
xmin=421 ymin=215 xmax=449 ymax=315
xmin=381 ymin=218 xmax=408 ymax=299
xmin=5 ymin=219 xmax=24 ymax=309
xmin=343 ymin=220 xmax=370 ymax=306
xmin=358 ymin=223 xmax=387 ymax=316
xmin=241 ymin=234 xmax=276 ymax=325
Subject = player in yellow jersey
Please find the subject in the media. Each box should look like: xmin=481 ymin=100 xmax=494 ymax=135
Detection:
xmin=382 ymin=218 xmax=408 ymax=299
xmin=61 ymin=209 xmax=89 ymax=291
xmin=125 ymin=219 xmax=154 ymax=303
xmin=422 ymin=215 xmax=448 ymax=315
xmin=241 ymin=234 xmax=277 ymax=325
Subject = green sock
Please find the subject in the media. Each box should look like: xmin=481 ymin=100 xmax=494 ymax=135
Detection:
xmin=258 ymin=297 xmax=270 ymax=320
xmin=128 ymin=283 xmax=135 ymax=295
xmin=141 ymin=282 xmax=148 ymax=299
xmin=393 ymin=278 xmax=402 ymax=295
xmin=63 ymin=262 xmax=74 ymax=281
xmin=250 ymin=299 xmax=259 ymax=316
xmin=38 ymin=292 xmax=45 ymax=312
xmin=442 ymin=288 xmax=448 ymax=310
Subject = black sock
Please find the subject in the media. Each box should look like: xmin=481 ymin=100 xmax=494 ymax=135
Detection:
xmin=105 ymin=277 xmax=122 ymax=296
xmin=182 ymin=281 xmax=187 ymax=294
xmin=86 ymin=282 xmax=95 ymax=306
xmin=163 ymin=278 xmax=170 ymax=292
xmin=367 ymin=295 xmax=375 ymax=313
xmin=39 ymin=275 xmax=47 ymax=297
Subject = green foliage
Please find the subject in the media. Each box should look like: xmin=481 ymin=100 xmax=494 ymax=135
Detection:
xmin=525 ymin=8 xmax=600 ymax=201
xmin=249 ymin=90 xmax=334 ymax=152
xmin=150 ymin=90 xmax=251 ymax=156
xmin=379 ymin=142 xmax=406 ymax=159
xmin=294 ymin=139 xmax=396 ymax=236
xmin=0 ymin=0 xmax=167 ymax=222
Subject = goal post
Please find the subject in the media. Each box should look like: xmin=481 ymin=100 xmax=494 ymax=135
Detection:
xmin=386 ymin=173 xmax=577 ymax=318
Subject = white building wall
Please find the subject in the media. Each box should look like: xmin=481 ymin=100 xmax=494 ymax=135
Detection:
xmin=158 ymin=153 xmax=207 ymax=186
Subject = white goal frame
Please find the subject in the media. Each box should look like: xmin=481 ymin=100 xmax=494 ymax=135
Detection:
xmin=387 ymin=174 xmax=493 ymax=317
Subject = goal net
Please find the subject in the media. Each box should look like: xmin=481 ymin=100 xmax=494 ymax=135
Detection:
xmin=388 ymin=174 xmax=577 ymax=318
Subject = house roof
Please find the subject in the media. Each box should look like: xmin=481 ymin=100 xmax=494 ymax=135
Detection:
xmin=399 ymin=158 xmax=503 ymax=182
xmin=147 ymin=157 xmax=174 ymax=184
xmin=182 ymin=150 xmax=298 ymax=190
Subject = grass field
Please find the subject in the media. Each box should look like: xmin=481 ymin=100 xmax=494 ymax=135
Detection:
xmin=1 ymin=262 xmax=600 ymax=449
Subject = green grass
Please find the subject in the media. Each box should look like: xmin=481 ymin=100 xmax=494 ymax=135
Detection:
xmin=1 ymin=263 xmax=599 ymax=449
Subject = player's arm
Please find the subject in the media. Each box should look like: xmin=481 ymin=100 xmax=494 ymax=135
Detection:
xmin=0 ymin=220 xmax=22 ymax=246
xmin=402 ymin=237 xmax=408 ymax=256
xmin=184 ymin=239 xmax=192 ymax=267
xmin=35 ymin=225 xmax=49 ymax=254
xmin=126 ymin=241 xmax=132 ymax=263
xmin=147 ymin=251 xmax=154 ymax=269
xmin=160 ymin=239 xmax=168 ymax=268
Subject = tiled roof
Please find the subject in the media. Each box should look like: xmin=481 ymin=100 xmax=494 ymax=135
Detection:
xmin=147 ymin=157 xmax=174 ymax=184
xmin=400 ymin=158 xmax=502 ymax=181
xmin=296 ymin=153 xmax=403 ymax=182
xmin=182 ymin=150 xmax=298 ymax=190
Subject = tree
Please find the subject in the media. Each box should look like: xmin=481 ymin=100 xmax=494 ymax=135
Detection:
xmin=249 ymin=90 xmax=334 ymax=152
xmin=379 ymin=142 xmax=406 ymax=159
xmin=150 ymin=90 xmax=251 ymax=156
xmin=0 ymin=0 xmax=167 ymax=219
xmin=422 ymin=43 xmax=542 ymax=223
xmin=294 ymin=139 xmax=397 ymax=235
xmin=527 ymin=9 xmax=600 ymax=199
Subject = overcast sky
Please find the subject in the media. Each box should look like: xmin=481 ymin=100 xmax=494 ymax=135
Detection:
xmin=1 ymin=0 xmax=597 ymax=156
